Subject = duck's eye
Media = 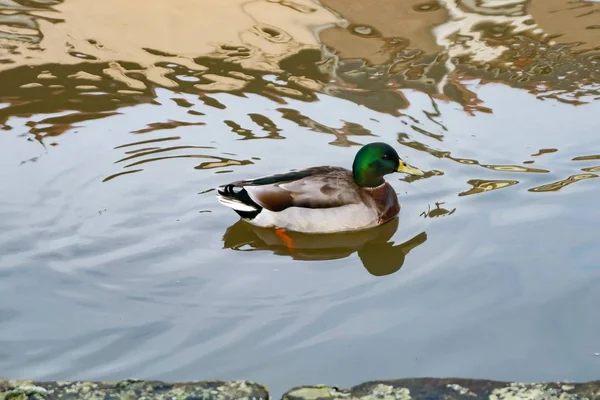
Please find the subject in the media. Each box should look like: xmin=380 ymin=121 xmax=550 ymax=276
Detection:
xmin=382 ymin=154 xmax=390 ymax=160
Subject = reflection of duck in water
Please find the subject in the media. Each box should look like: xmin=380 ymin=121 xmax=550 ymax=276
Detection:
xmin=222 ymin=217 xmax=427 ymax=276
xmin=216 ymin=142 xmax=424 ymax=248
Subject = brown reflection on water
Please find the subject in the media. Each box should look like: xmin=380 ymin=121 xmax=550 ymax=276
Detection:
xmin=0 ymin=50 xmax=330 ymax=147
xmin=0 ymin=0 xmax=597 ymax=121
xmin=481 ymin=164 xmax=549 ymax=173
xmin=397 ymin=132 xmax=550 ymax=175
xmin=0 ymin=62 xmax=156 ymax=140
xmin=420 ymin=202 xmax=456 ymax=218
xmin=104 ymin=136 xmax=255 ymax=181
xmin=316 ymin=0 xmax=599 ymax=114
xmin=131 ymin=120 xmax=207 ymax=135
xmin=0 ymin=0 xmax=340 ymax=78
xmin=319 ymin=0 xmax=448 ymax=64
xmin=0 ymin=0 xmax=63 ymax=45
xmin=222 ymin=217 xmax=427 ymax=277
xmin=277 ymin=107 xmax=376 ymax=147
xmin=459 ymin=179 xmax=520 ymax=197
xmin=573 ymin=155 xmax=600 ymax=161
xmin=528 ymin=0 xmax=600 ymax=51
xmin=582 ymin=166 xmax=600 ymax=173
xmin=224 ymin=115 xmax=285 ymax=141
xmin=528 ymin=173 xmax=599 ymax=193
xmin=0 ymin=0 xmax=598 ymax=194
xmin=531 ymin=148 xmax=558 ymax=157
xmin=0 ymin=0 xmax=341 ymax=144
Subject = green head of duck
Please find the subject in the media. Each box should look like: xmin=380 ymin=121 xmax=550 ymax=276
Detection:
xmin=352 ymin=142 xmax=425 ymax=187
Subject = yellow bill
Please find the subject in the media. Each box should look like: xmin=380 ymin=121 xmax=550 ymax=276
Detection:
xmin=397 ymin=161 xmax=425 ymax=176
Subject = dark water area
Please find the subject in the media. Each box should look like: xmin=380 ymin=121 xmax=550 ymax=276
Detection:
xmin=0 ymin=0 xmax=599 ymax=397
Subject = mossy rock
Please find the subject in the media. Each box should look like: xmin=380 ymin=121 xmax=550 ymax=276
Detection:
xmin=282 ymin=378 xmax=600 ymax=400
xmin=0 ymin=379 xmax=269 ymax=400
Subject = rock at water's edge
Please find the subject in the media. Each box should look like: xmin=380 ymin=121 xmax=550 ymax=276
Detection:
xmin=0 ymin=379 xmax=269 ymax=400
xmin=282 ymin=378 xmax=600 ymax=400
xmin=2 ymin=378 xmax=600 ymax=400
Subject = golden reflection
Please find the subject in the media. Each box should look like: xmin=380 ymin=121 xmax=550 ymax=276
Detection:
xmin=582 ymin=166 xmax=600 ymax=173
xmin=277 ymin=107 xmax=374 ymax=147
xmin=528 ymin=0 xmax=600 ymax=52
xmin=102 ymin=169 xmax=144 ymax=183
xmin=319 ymin=0 xmax=448 ymax=64
xmin=114 ymin=136 xmax=182 ymax=149
xmin=0 ymin=0 xmax=341 ymax=82
xmin=453 ymin=158 xmax=479 ymax=165
xmin=113 ymin=146 xmax=217 ymax=164
xmin=531 ymin=148 xmax=558 ymax=157
xmin=528 ymin=173 xmax=598 ymax=192
xmin=115 ymin=154 xmax=253 ymax=170
xmin=459 ymin=179 xmax=519 ymax=196
xmin=103 ymin=137 xmax=254 ymax=182
xmin=314 ymin=0 xmax=600 ymax=114
xmin=0 ymin=50 xmax=331 ymax=145
xmin=481 ymin=164 xmax=549 ymax=173
xmin=131 ymin=120 xmax=207 ymax=134
xmin=0 ymin=0 xmax=342 ymax=144
xmin=0 ymin=0 xmax=597 ymax=151
xmin=248 ymin=113 xmax=283 ymax=138
xmin=222 ymin=218 xmax=427 ymax=277
xmin=410 ymin=124 xmax=444 ymax=141
xmin=572 ymin=155 xmax=600 ymax=161
xmin=0 ymin=0 xmax=597 ymax=121
xmin=195 ymin=159 xmax=252 ymax=170
xmin=397 ymin=134 xmax=551 ymax=175
xmin=26 ymin=110 xmax=120 ymax=141
xmin=0 ymin=0 xmax=598 ymax=194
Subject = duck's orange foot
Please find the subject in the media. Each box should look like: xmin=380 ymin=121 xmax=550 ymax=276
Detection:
xmin=275 ymin=228 xmax=295 ymax=252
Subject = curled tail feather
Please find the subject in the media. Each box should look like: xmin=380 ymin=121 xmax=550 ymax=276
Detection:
xmin=216 ymin=184 xmax=262 ymax=219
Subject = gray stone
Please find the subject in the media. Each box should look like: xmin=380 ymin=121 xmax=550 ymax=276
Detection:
xmin=281 ymin=379 xmax=600 ymax=400
xmin=0 ymin=379 xmax=269 ymax=400
xmin=2 ymin=378 xmax=600 ymax=400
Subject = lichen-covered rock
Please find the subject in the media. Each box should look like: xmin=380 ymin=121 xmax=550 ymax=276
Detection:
xmin=281 ymin=378 xmax=600 ymax=400
xmin=0 ymin=379 xmax=269 ymax=400
xmin=2 ymin=378 xmax=600 ymax=400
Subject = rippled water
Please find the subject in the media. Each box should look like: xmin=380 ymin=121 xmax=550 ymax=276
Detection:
xmin=1 ymin=0 xmax=600 ymax=397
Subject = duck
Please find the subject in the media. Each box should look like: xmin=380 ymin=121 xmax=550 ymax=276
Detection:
xmin=216 ymin=142 xmax=424 ymax=236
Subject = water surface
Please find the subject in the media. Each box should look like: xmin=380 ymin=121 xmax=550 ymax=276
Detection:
xmin=1 ymin=0 xmax=599 ymax=397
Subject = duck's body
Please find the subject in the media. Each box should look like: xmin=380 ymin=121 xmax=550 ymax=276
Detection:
xmin=216 ymin=143 xmax=424 ymax=234
xmin=217 ymin=166 xmax=400 ymax=233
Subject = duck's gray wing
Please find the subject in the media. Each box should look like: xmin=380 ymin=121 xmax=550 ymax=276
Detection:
xmin=221 ymin=166 xmax=363 ymax=211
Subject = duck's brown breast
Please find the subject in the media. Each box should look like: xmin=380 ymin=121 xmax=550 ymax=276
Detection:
xmin=363 ymin=182 xmax=400 ymax=224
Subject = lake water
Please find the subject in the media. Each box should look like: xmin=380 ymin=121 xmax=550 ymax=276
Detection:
xmin=1 ymin=0 xmax=599 ymax=398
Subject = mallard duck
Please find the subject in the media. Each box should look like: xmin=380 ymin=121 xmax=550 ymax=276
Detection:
xmin=216 ymin=142 xmax=424 ymax=234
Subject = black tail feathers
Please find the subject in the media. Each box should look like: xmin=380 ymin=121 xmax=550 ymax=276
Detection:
xmin=217 ymin=184 xmax=262 ymax=219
